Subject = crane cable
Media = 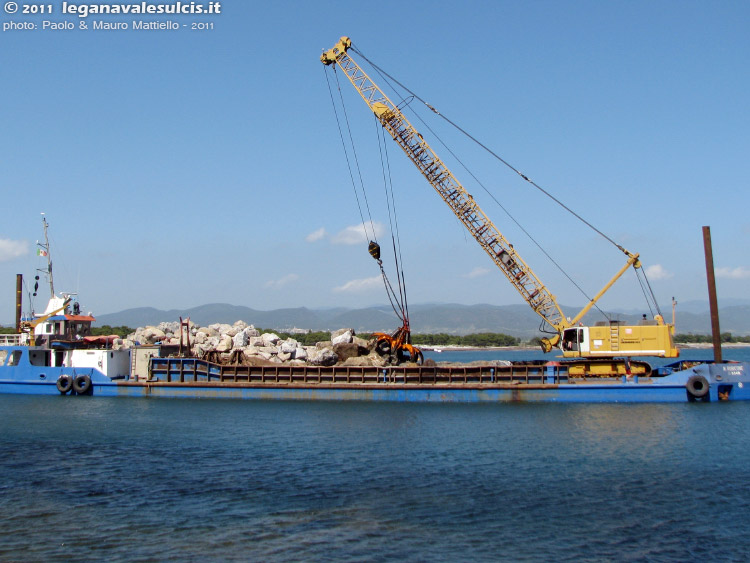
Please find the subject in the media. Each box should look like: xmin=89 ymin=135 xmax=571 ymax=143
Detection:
xmin=351 ymin=46 xmax=629 ymax=255
xmin=323 ymin=65 xmax=378 ymax=244
xmin=324 ymin=65 xmax=408 ymax=323
xmin=358 ymin=56 xmax=605 ymax=324
xmin=352 ymin=46 xmax=606 ymax=322
xmin=375 ymin=119 xmax=410 ymax=325
xmin=352 ymin=44 xmax=665 ymax=320
xmin=368 ymin=69 xmax=606 ymax=322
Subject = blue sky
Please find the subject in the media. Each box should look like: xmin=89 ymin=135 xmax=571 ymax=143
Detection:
xmin=1 ymin=0 xmax=748 ymax=325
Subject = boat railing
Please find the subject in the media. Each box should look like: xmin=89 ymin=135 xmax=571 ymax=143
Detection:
xmin=0 ymin=334 xmax=24 ymax=346
xmin=148 ymin=357 xmax=568 ymax=385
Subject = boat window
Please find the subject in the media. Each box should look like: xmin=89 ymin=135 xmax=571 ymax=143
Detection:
xmin=29 ymin=350 xmax=50 ymax=367
xmin=562 ymin=329 xmax=579 ymax=352
xmin=0 ymin=350 xmax=7 ymax=365
xmin=7 ymin=350 xmax=23 ymax=366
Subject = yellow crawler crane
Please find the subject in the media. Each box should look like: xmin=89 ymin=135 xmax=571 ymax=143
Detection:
xmin=322 ymin=37 xmax=678 ymax=376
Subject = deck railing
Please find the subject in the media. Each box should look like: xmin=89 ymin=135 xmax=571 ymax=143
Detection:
xmin=0 ymin=334 xmax=24 ymax=346
xmin=149 ymin=358 xmax=566 ymax=386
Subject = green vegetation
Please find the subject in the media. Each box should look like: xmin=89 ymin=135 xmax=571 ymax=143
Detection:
xmin=674 ymin=333 xmax=750 ymax=344
xmin=3 ymin=325 xmax=135 ymax=337
xmin=91 ymin=325 xmax=133 ymax=338
xmin=10 ymin=323 xmax=750 ymax=347
xmin=3 ymin=324 xmax=524 ymax=347
xmin=268 ymin=330 xmax=520 ymax=347
xmin=412 ymin=332 xmax=520 ymax=347
xmin=268 ymin=330 xmax=334 ymax=346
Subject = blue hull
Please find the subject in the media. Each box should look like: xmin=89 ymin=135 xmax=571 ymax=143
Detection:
xmin=2 ymin=370 xmax=748 ymax=403
xmin=2 ymin=346 xmax=749 ymax=403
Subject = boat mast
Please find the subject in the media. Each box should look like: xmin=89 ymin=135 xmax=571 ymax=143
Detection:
xmin=38 ymin=214 xmax=55 ymax=298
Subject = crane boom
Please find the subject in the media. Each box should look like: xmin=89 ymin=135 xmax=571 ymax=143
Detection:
xmin=322 ymin=37 xmax=565 ymax=332
xmin=322 ymin=36 xmax=678 ymax=362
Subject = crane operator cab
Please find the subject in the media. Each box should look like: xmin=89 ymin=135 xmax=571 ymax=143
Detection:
xmin=561 ymin=327 xmax=589 ymax=355
xmin=560 ymin=319 xmax=678 ymax=359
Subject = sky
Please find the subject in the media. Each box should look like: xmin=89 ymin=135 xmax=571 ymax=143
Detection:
xmin=1 ymin=0 xmax=748 ymax=325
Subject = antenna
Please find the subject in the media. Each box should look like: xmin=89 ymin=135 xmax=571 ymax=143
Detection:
xmin=37 ymin=213 xmax=55 ymax=298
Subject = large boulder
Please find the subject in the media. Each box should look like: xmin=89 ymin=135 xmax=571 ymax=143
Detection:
xmin=309 ymin=348 xmax=338 ymax=366
xmin=353 ymin=335 xmax=371 ymax=349
xmin=332 ymin=342 xmax=363 ymax=362
xmin=248 ymin=336 xmax=265 ymax=347
xmin=233 ymin=331 xmax=249 ymax=348
xmin=157 ymin=321 xmax=179 ymax=335
xmin=280 ymin=338 xmax=299 ymax=355
xmin=331 ymin=330 xmax=353 ymax=346
xmin=216 ymin=335 xmax=233 ymax=352
xmin=366 ymin=351 xmax=389 ymax=367
xmin=245 ymin=347 xmax=273 ymax=361
xmin=141 ymin=326 xmax=166 ymax=343
xmin=209 ymin=323 xmax=233 ymax=336
xmin=262 ymin=333 xmax=281 ymax=346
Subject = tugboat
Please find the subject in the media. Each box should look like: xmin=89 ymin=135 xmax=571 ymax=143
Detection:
xmin=1 ymin=217 xmax=131 ymax=395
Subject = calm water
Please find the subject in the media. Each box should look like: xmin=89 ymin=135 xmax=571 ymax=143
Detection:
xmin=2 ymin=349 xmax=750 ymax=562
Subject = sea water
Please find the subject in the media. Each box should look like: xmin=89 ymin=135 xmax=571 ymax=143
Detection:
xmin=1 ymin=349 xmax=750 ymax=561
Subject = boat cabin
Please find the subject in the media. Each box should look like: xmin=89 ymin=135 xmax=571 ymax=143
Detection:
xmin=28 ymin=295 xmax=95 ymax=348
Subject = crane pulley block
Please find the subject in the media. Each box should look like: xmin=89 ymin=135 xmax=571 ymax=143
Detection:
xmin=368 ymin=241 xmax=381 ymax=261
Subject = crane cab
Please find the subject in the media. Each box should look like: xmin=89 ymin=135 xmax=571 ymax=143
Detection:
xmin=561 ymin=327 xmax=590 ymax=355
xmin=560 ymin=320 xmax=679 ymax=359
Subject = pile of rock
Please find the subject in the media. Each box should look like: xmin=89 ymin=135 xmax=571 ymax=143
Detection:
xmin=116 ymin=321 xmax=391 ymax=367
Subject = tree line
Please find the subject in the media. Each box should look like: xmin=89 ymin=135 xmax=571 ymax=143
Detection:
xmin=674 ymin=333 xmax=750 ymax=344
xmin=3 ymin=324 xmax=749 ymax=346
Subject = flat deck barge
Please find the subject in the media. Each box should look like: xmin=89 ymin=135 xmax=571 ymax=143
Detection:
xmin=2 ymin=345 xmax=748 ymax=402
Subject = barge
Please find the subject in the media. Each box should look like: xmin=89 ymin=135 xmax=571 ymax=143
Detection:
xmin=1 ymin=339 xmax=748 ymax=402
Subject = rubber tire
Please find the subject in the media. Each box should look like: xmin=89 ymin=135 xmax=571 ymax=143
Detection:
xmin=686 ymin=375 xmax=709 ymax=399
xmin=73 ymin=374 xmax=92 ymax=395
xmin=56 ymin=374 xmax=73 ymax=394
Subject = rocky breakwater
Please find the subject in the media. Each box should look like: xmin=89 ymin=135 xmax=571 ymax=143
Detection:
xmin=119 ymin=320 xmax=398 ymax=367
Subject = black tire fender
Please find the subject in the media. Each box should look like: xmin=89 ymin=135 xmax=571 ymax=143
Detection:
xmin=56 ymin=374 xmax=73 ymax=394
xmin=73 ymin=374 xmax=92 ymax=395
xmin=686 ymin=375 xmax=709 ymax=398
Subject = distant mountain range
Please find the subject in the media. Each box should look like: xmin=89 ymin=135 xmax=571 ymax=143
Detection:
xmin=93 ymin=301 xmax=750 ymax=338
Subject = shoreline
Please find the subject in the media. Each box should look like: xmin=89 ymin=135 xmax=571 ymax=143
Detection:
xmin=421 ymin=343 xmax=750 ymax=352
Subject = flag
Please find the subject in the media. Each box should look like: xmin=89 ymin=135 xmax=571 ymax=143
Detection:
xmin=37 ymin=249 xmax=47 ymax=257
